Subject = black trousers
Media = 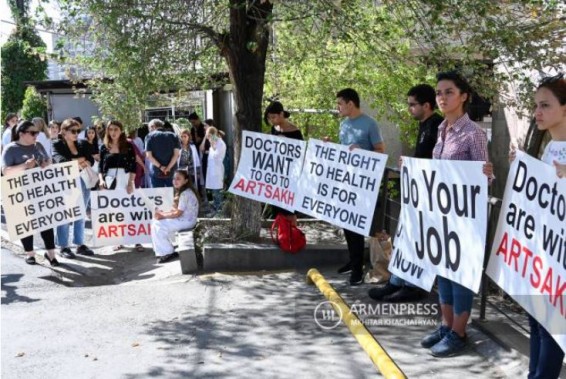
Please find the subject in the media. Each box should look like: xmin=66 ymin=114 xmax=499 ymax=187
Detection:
xmin=21 ymin=229 xmax=55 ymax=252
xmin=343 ymin=228 xmax=365 ymax=274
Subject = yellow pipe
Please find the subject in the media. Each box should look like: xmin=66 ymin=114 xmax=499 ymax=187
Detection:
xmin=307 ymin=268 xmax=407 ymax=379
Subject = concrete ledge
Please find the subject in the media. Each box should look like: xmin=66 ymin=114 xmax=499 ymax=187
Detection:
xmin=176 ymin=229 xmax=198 ymax=274
xmin=202 ymin=242 xmax=364 ymax=272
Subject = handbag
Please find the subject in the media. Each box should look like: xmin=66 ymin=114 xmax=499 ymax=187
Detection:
xmin=104 ymin=168 xmax=128 ymax=190
xmin=270 ymin=214 xmax=306 ymax=254
xmin=80 ymin=165 xmax=99 ymax=188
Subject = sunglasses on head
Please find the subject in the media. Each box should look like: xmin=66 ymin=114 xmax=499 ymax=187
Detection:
xmin=540 ymin=72 xmax=564 ymax=85
xmin=23 ymin=130 xmax=40 ymax=136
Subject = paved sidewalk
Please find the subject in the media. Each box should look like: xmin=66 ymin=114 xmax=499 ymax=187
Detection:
xmin=2 ymin=217 xmax=564 ymax=378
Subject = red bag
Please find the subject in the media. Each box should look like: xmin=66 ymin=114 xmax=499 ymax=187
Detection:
xmin=270 ymin=214 xmax=306 ymax=254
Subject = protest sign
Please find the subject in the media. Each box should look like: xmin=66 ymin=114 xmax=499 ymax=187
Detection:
xmin=389 ymin=219 xmax=437 ymax=290
xmin=295 ymin=139 xmax=387 ymax=236
xmin=486 ymin=152 xmax=566 ymax=351
xmin=229 ymin=131 xmax=306 ymax=211
xmin=91 ymin=188 xmax=174 ymax=247
xmin=1 ymin=161 xmax=85 ymax=240
xmin=389 ymin=158 xmax=488 ymax=292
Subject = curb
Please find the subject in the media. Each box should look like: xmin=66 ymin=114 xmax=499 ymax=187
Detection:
xmin=306 ymin=268 xmax=407 ymax=379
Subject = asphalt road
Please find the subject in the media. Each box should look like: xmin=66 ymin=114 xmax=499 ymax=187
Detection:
xmin=1 ymin=242 xmax=536 ymax=379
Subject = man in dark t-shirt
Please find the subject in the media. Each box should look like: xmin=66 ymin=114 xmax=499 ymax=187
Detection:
xmin=145 ymin=119 xmax=180 ymax=187
xmin=188 ymin=112 xmax=206 ymax=147
xmin=369 ymin=84 xmax=443 ymax=302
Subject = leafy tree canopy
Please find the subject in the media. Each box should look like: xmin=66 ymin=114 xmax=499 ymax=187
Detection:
xmin=47 ymin=0 xmax=565 ymax=236
xmin=21 ymin=86 xmax=47 ymax=120
xmin=1 ymin=0 xmax=47 ymax=121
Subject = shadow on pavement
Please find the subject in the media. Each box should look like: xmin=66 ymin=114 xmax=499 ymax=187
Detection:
xmin=1 ymin=274 xmax=40 ymax=305
xmin=124 ymin=272 xmax=379 ymax=379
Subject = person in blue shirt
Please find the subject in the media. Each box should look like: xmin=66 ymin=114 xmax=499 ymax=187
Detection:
xmin=334 ymin=88 xmax=385 ymax=285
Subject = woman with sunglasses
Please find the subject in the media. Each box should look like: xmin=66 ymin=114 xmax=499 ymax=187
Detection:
xmin=52 ymin=118 xmax=95 ymax=259
xmin=1 ymin=120 xmax=59 ymax=266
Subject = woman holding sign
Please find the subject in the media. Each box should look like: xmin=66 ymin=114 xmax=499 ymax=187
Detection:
xmin=420 ymin=71 xmax=494 ymax=357
xmin=265 ymin=101 xmax=304 ymax=225
xmin=53 ymin=118 xmax=95 ymax=259
xmin=1 ymin=120 xmax=59 ymax=266
xmin=509 ymin=73 xmax=565 ymax=379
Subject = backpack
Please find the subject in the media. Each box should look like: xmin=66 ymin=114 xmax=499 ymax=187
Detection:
xmin=270 ymin=214 xmax=307 ymax=254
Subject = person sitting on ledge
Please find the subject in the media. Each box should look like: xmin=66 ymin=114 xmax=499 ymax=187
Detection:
xmin=152 ymin=170 xmax=199 ymax=263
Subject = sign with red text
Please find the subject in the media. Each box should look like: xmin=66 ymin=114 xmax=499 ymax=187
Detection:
xmin=486 ymin=152 xmax=566 ymax=351
xmin=1 ymin=161 xmax=85 ymax=240
xmin=389 ymin=158 xmax=488 ymax=292
xmin=91 ymin=188 xmax=173 ymax=246
xmin=295 ymin=139 xmax=387 ymax=236
xmin=229 ymin=131 xmax=306 ymax=211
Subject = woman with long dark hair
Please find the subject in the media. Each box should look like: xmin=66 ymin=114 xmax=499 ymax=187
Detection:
xmin=151 ymin=170 xmax=199 ymax=263
xmin=420 ymin=71 xmax=493 ymax=357
xmin=98 ymin=120 xmax=138 ymax=251
xmin=178 ymin=129 xmax=200 ymax=186
xmin=98 ymin=120 xmax=136 ymax=192
xmin=509 ymin=73 xmax=565 ymax=379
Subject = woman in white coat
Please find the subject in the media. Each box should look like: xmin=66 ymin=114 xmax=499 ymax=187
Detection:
xmin=205 ymin=127 xmax=226 ymax=215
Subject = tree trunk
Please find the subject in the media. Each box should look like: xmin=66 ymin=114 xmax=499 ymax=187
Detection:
xmin=224 ymin=0 xmax=273 ymax=239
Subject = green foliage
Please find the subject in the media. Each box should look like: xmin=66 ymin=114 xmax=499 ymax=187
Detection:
xmin=380 ymin=0 xmax=565 ymax=112
xmin=54 ymin=0 xmax=230 ymax=131
xmin=265 ymin=1 xmax=565 ymax=144
xmin=1 ymin=25 xmax=47 ymax=122
xmin=264 ymin=3 xmax=430 ymax=145
xmin=20 ymin=86 xmax=47 ymax=120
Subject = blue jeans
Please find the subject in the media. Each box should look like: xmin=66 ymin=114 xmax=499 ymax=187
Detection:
xmin=390 ymin=274 xmax=417 ymax=288
xmin=437 ymin=276 xmax=474 ymax=315
xmin=210 ymin=189 xmax=223 ymax=212
xmin=56 ymin=180 xmax=88 ymax=248
xmin=528 ymin=316 xmax=565 ymax=379
xmin=151 ymin=174 xmax=173 ymax=188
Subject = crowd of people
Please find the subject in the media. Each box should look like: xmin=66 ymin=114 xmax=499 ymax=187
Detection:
xmin=1 ymin=112 xmax=226 ymax=264
xmin=1 ymin=71 xmax=565 ymax=375
xmin=324 ymin=73 xmax=564 ymax=374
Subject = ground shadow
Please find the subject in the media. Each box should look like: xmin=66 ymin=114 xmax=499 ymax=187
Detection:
xmin=1 ymin=274 xmax=40 ymax=305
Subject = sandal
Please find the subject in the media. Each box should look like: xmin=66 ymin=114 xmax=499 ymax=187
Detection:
xmin=113 ymin=245 xmax=124 ymax=251
xmin=135 ymin=244 xmax=144 ymax=252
